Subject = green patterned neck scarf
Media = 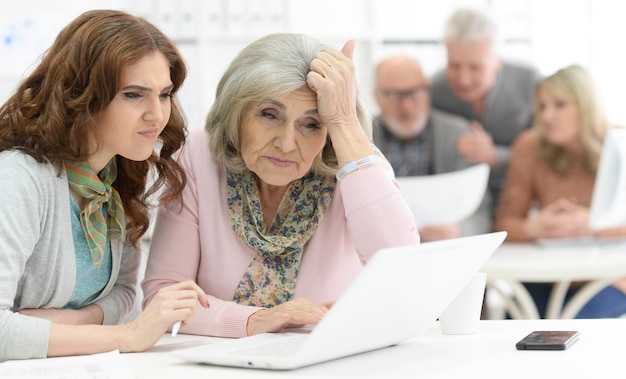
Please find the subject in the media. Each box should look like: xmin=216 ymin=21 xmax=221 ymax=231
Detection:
xmin=64 ymin=159 xmax=126 ymax=268
xmin=228 ymin=170 xmax=335 ymax=307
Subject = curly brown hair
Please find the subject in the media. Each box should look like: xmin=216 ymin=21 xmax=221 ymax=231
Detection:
xmin=0 ymin=9 xmax=187 ymax=247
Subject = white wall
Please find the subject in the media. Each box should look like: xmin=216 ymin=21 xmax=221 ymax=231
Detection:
xmin=1 ymin=0 xmax=624 ymax=127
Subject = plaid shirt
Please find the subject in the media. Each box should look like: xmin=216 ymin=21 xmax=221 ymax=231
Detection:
xmin=373 ymin=115 xmax=433 ymax=177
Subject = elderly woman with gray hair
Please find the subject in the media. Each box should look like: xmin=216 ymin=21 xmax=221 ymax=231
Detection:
xmin=142 ymin=33 xmax=419 ymax=337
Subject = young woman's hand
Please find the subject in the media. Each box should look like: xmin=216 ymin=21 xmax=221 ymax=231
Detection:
xmin=120 ymin=279 xmax=208 ymax=352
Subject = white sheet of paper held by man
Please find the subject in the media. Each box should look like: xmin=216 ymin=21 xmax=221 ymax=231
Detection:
xmin=395 ymin=163 xmax=489 ymax=227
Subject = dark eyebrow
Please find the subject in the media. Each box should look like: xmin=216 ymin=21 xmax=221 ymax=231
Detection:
xmin=121 ymin=84 xmax=175 ymax=92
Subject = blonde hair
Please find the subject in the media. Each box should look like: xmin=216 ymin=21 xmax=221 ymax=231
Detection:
xmin=535 ymin=65 xmax=609 ymax=173
xmin=205 ymin=33 xmax=371 ymax=177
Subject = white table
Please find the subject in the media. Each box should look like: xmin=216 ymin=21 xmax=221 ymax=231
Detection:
xmin=124 ymin=319 xmax=626 ymax=378
xmin=481 ymin=241 xmax=626 ymax=319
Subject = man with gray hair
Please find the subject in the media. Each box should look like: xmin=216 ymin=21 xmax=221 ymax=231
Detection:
xmin=373 ymin=55 xmax=493 ymax=241
xmin=431 ymin=6 xmax=541 ymax=214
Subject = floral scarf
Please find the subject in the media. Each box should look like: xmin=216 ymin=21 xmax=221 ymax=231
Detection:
xmin=228 ymin=170 xmax=335 ymax=307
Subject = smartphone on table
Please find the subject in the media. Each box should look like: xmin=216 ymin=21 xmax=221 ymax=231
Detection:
xmin=515 ymin=331 xmax=580 ymax=350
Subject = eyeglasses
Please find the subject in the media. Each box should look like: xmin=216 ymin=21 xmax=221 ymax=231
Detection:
xmin=377 ymin=85 xmax=430 ymax=103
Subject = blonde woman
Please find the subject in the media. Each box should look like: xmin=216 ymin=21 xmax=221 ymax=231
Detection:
xmin=495 ymin=65 xmax=626 ymax=318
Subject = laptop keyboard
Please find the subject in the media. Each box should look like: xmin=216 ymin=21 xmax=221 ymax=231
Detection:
xmin=229 ymin=335 xmax=307 ymax=357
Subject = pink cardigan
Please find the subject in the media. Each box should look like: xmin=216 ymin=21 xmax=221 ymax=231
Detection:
xmin=142 ymin=128 xmax=419 ymax=338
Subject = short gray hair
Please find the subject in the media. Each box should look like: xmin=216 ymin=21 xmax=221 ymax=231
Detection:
xmin=206 ymin=33 xmax=372 ymax=176
xmin=443 ymin=7 xmax=504 ymax=55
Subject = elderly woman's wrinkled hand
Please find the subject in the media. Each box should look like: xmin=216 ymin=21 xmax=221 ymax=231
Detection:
xmin=306 ymin=40 xmax=357 ymax=129
xmin=306 ymin=40 xmax=373 ymax=165
xmin=245 ymin=298 xmax=329 ymax=336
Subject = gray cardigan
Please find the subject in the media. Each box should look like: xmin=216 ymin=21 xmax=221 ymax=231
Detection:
xmin=0 ymin=150 xmax=140 ymax=361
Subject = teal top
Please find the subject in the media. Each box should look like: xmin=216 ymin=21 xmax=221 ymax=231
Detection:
xmin=64 ymin=194 xmax=112 ymax=309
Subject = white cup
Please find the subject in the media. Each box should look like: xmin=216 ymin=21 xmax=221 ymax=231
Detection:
xmin=439 ymin=272 xmax=487 ymax=335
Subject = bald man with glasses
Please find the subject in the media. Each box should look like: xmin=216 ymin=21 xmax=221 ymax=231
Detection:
xmin=372 ymin=55 xmax=493 ymax=241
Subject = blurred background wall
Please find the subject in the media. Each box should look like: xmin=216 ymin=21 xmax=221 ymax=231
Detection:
xmin=1 ymin=0 xmax=624 ymax=130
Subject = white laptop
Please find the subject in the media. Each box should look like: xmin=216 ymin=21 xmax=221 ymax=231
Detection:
xmin=172 ymin=231 xmax=507 ymax=370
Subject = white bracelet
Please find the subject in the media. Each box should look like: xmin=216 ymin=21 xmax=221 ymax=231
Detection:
xmin=336 ymin=155 xmax=382 ymax=181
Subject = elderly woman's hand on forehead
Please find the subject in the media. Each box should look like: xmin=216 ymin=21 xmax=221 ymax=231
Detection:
xmin=306 ymin=40 xmax=357 ymax=128
xmin=306 ymin=40 xmax=373 ymax=166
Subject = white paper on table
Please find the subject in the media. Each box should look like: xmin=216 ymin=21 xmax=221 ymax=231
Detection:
xmin=395 ymin=163 xmax=489 ymax=228
xmin=0 ymin=350 xmax=134 ymax=379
